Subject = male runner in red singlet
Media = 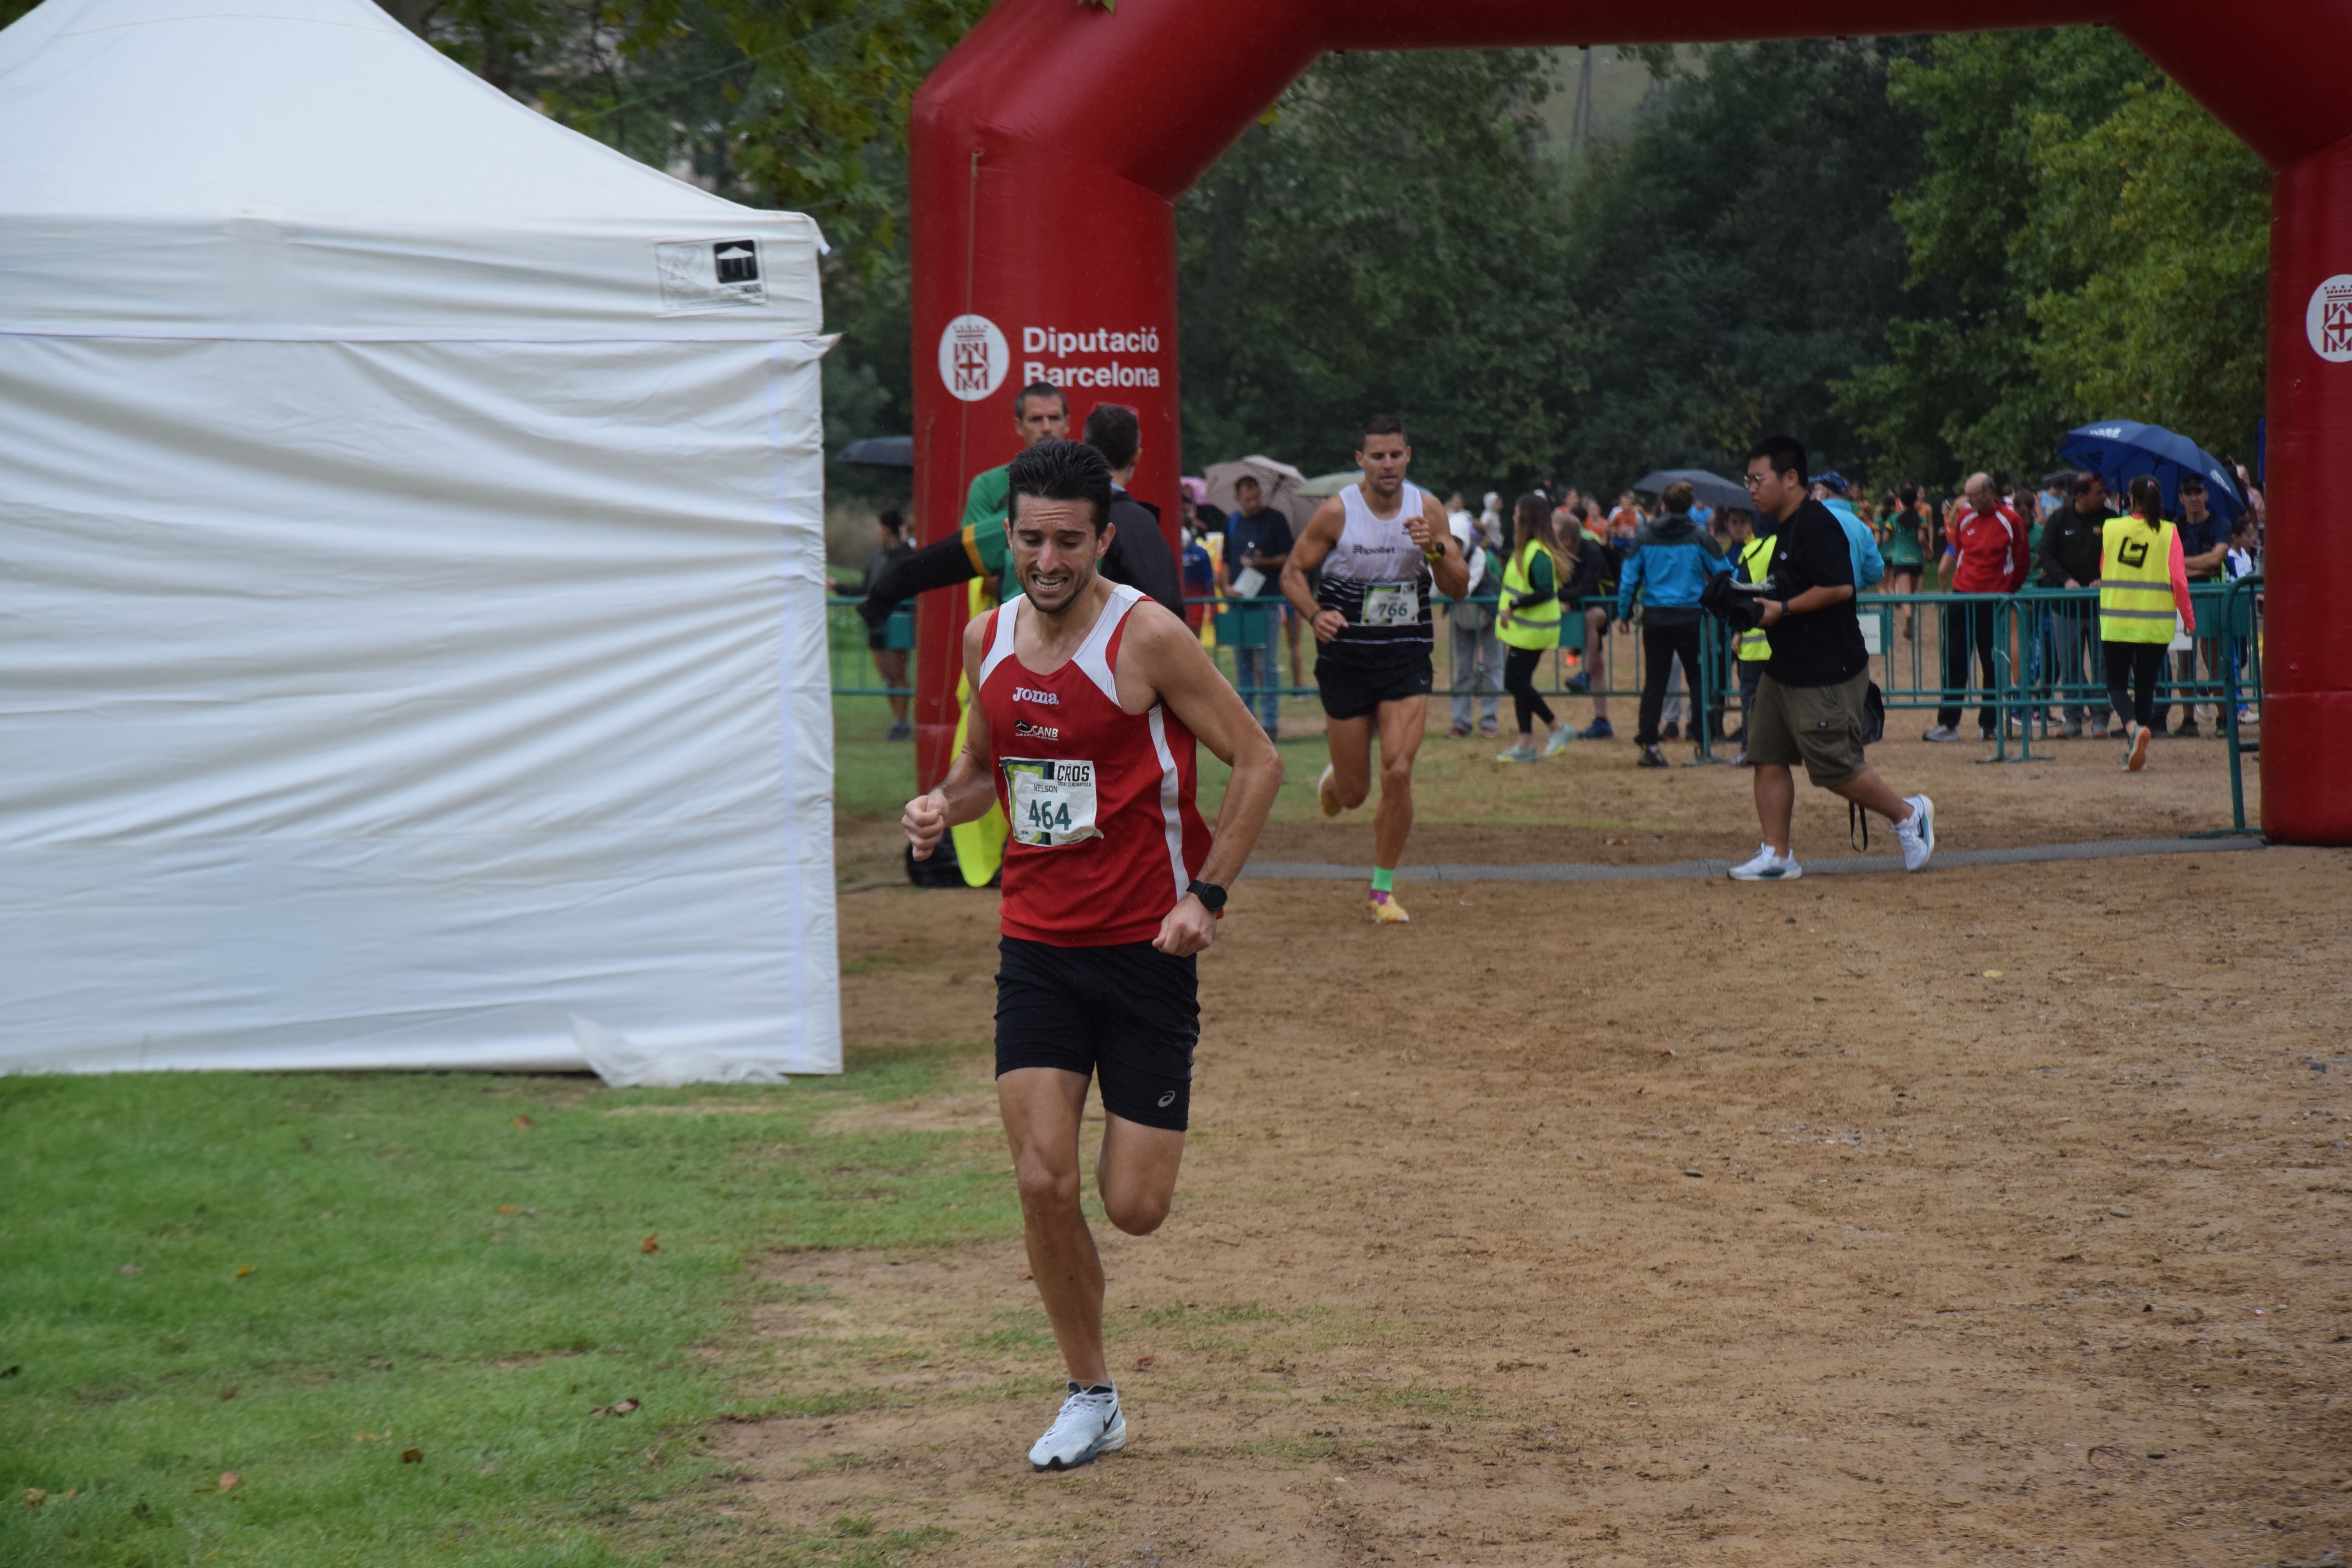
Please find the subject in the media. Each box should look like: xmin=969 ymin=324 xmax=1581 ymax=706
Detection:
xmin=902 ymin=440 xmax=1283 ymax=1472
xmin=1279 ymin=414 xmax=1468 ymax=922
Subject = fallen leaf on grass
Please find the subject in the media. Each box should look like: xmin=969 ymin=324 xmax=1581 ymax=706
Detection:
xmin=118 ymin=1263 xmax=142 ymax=1277
xmin=218 ymin=1472 xmax=240 ymax=1492
xmin=1133 ymin=1355 xmax=1157 ymax=1370
xmin=234 ymin=1265 xmax=254 ymax=1279
xmin=512 ymin=1116 xmax=534 ymax=1130
xmin=399 ymin=1448 xmax=423 ymax=1465
xmin=494 ymin=1205 xmax=535 ymax=1216
xmin=23 ymin=1490 xmax=45 ymax=1509
xmin=588 ymin=1398 xmax=640 ymax=1418
xmin=641 ymin=1235 xmax=659 ymax=1254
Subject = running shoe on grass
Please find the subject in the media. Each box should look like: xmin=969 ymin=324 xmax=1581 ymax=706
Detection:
xmin=1030 ymin=1383 xmax=1125 ymax=1472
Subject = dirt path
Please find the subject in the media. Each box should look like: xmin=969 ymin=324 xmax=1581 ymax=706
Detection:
xmin=724 ymin=838 xmax=2349 ymax=1566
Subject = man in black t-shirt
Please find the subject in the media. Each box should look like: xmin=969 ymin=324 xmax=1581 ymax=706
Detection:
xmin=1730 ymin=435 xmax=1936 ymax=882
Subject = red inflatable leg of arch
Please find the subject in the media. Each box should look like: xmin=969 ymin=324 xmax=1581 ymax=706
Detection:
xmin=909 ymin=0 xmax=2352 ymax=844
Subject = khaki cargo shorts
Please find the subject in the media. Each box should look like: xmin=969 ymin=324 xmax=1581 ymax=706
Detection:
xmin=1747 ymin=669 xmax=1868 ymax=787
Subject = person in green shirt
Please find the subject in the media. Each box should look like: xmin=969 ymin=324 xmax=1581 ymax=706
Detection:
xmin=1882 ymin=484 xmax=1929 ymax=639
xmin=855 ymin=381 xmax=1069 ymax=630
xmin=952 ymin=382 xmax=1071 ymax=598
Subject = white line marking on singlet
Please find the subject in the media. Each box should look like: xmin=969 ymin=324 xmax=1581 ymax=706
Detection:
xmin=1145 ymin=705 xmax=1186 ymax=909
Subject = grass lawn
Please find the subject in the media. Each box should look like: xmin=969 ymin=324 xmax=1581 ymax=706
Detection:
xmin=0 ymin=1051 xmax=1016 ymax=1566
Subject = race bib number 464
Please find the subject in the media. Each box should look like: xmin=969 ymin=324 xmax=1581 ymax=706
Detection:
xmin=1360 ymin=581 xmax=1420 ymax=626
xmin=1003 ymin=758 xmax=1102 ymax=848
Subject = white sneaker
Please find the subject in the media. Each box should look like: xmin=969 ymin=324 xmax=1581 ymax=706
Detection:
xmin=1895 ymin=794 xmax=1935 ymax=872
xmin=1921 ymin=724 xmax=1964 ymax=742
xmin=1029 ymin=1383 xmax=1125 ymax=1472
xmin=1728 ymin=844 xmax=1802 ymax=882
xmin=1540 ymin=726 xmax=1572 ymax=759
xmin=1317 ymin=763 xmax=1343 ymax=817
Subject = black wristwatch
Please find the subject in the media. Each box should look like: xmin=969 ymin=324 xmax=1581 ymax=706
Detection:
xmin=1186 ymin=878 xmax=1228 ymax=915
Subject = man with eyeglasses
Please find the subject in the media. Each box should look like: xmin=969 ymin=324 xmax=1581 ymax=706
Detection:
xmin=1730 ymin=435 xmax=1935 ymax=882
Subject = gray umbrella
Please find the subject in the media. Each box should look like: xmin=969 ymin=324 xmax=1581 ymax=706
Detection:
xmin=837 ymin=435 xmax=913 ymax=468
xmin=1630 ymin=468 xmax=1749 ymax=514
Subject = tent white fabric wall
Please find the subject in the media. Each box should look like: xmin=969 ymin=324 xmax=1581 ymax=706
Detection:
xmin=0 ymin=0 xmax=841 ymax=1081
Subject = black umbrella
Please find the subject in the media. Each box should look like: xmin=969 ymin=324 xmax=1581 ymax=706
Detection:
xmin=837 ymin=435 xmax=914 ymax=468
xmin=1629 ymin=468 xmax=1750 ymax=514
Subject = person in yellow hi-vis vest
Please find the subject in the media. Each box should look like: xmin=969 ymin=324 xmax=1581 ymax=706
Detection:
xmin=2100 ymin=475 xmax=2197 ymax=774
xmin=1494 ymin=492 xmax=1573 ymax=762
xmin=1726 ymin=509 xmax=1775 ymax=764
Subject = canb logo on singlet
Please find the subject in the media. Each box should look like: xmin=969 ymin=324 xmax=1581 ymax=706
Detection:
xmin=1014 ymin=719 xmax=1060 ymax=740
xmin=1013 ymin=686 xmax=1060 ymax=706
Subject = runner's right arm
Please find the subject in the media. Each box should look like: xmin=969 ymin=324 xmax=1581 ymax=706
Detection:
xmin=902 ymin=615 xmax=1000 ymax=860
xmin=1279 ymin=498 xmax=1347 ymax=643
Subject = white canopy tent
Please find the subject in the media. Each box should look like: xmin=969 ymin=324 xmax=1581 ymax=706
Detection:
xmin=0 ymin=0 xmax=840 ymax=1082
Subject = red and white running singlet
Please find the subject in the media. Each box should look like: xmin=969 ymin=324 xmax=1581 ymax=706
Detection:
xmin=977 ymin=583 xmax=1211 ymax=946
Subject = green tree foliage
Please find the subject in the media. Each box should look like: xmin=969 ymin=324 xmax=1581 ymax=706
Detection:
xmin=1550 ymin=38 xmax=1929 ymax=492
xmin=1178 ymin=41 xmax=1931 ymax=498
xmin=1836 ymin=28 xmax=2269 ymax=482
xmin=381 ymin=0 xmax=986 ymax=503
xmin=1176 ymin=50 xmax=1581 ymax=488
xmin=374 ymin=0 xmax=985 ymax=276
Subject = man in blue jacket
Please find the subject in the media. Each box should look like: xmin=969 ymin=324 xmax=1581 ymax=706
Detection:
xmin=1618 ymin=479 xmax=1730 ymax=767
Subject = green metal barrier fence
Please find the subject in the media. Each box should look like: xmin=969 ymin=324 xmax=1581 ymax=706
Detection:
xmin=826 ymin=581 xmax=2264 ymax=799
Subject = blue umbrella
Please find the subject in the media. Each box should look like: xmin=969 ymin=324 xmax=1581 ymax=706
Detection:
xmin=2057 ymin=421 xmax=2244 ymax=526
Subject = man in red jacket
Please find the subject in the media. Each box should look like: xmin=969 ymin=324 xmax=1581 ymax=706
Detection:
xmin=1924 ymin=473 xmax=2031 ymax=742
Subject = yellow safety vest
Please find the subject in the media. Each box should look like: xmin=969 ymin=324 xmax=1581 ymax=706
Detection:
xmin=2098 ymin=517 xmax=2177 ymax=644
xmin=1735 ymin=534 xmax=1773 ymax=662
xmin=1497 ymin=539 xmax=1565 ymax=650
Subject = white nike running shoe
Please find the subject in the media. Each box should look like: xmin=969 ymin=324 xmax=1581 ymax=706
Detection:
xmin=1317 ymin=763 xmax=1343 ymax=817
xmin=1728 ymin=844 xmax=1802 ymax=882
xmin=1029 ymin=1382 xmax=1125 ymax=1472
xmin=1895 ymin=794 xmax=1936 ymax=872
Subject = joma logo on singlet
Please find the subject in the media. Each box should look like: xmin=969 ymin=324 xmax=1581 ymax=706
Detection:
xmin=1014 ymin=719 xmax=1060 ymax=740
xmin=1013 ymin=686 xmax=1060 ymax=706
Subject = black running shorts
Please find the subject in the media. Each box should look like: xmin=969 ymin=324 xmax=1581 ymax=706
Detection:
xmin=1315 ymin=654 xmax=1436 ymax=722
xmin=995 ymin=937 xmax=1199 ymax=1131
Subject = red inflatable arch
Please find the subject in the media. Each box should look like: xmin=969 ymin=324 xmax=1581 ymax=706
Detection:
xmin=908 ymin=0 xmax=2352 ymax=844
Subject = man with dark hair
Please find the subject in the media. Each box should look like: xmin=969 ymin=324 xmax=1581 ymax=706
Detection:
xmin=1617 ymin=477 xmax=1729 ymax=767
xmin=1221 ymin=474 xmax=1292 ymax=740
xmin=1079 ymin=403 xmax=1184 ymax=619
xmin=1280 ymin=414 xmax=1469 ymax=922
xmin=1733 ymin=435 xmax=1936 ymax=881
xmin=2038 ymin=471 xmax=2109 ymax=739
xmin=2163 ymin=473 xmax=2229 ymax=736
xmin=902 ymin=438 xmax=1282 ymax=1474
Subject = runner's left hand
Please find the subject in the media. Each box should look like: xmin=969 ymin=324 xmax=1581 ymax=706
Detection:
xmin=1153 ymin=894 xmax=1218 ymax=957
